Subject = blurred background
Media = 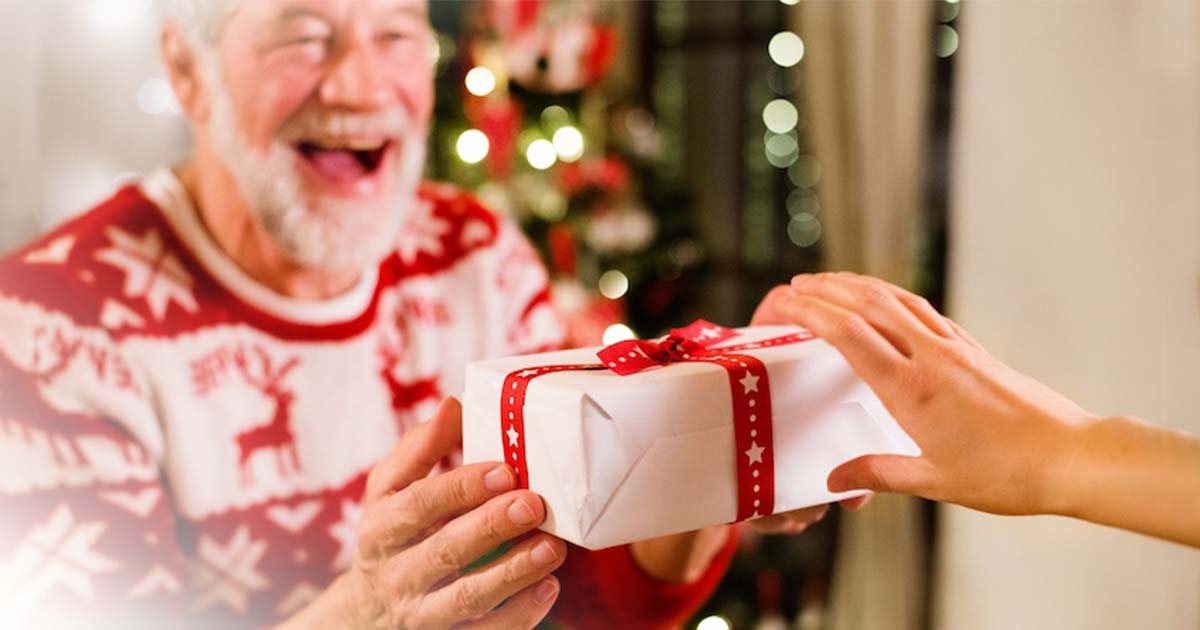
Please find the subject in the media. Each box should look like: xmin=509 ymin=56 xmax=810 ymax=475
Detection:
xmin=0 ymin=0 xmax=1197 ymax=629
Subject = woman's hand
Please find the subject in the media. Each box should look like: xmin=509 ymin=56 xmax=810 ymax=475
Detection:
xmin=773 ymin=272 xmax=1097 ymax=517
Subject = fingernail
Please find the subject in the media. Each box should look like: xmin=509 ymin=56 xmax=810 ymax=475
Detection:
xmin=484 ymin=466 xmax=514 ymax=492
xmin=533 ymin=578 xmax=558 ymax=603
xmin=827 ymin=477 xmax=849 ymax=493
xmin=508 ymin=497 xmax=537 ymax=525
xmin=531 ymin=540 xmax=558 ymax=565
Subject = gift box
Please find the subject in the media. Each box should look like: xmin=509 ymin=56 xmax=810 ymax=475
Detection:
xmin=461 ymin=321 xmax=919 ymax=550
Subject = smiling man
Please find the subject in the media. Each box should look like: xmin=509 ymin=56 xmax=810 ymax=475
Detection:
xmin=0 ymin=1 xmax=800 ymax=628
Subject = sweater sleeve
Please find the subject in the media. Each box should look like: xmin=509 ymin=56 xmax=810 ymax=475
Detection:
xmin=549 ymin=528 xmax=738 ymax=629
xmin=0 ymin=293 xmax=186 ymax=628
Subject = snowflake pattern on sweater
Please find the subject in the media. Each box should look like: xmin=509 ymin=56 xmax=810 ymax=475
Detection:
xmin=0 ymin=170 xmax=732 ymax=629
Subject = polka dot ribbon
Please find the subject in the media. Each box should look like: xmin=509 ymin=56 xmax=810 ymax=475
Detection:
xmin=500 ymin=320 xmax=817 ymax=522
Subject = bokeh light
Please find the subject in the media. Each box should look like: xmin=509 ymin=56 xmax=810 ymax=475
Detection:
xmin=768 ymin=32 xmax=805 ymax=67
xmin=464 ymin=67 xmax=497 ymax=97
xmin=602 ymin=323 xmax=637 ymax=346
xmin=526 ymin=139 xmax=557 ymax=170
xmin=762 ymin=99 xmax=799 ymax=134
xmin=936 ymin=25 xmax=960 ymax=58
xmin=787 ymin=213 xmax=822 ymax=247
xmin=455 ymin=129 xmax=490 ymax=164
xmin=696 ymin=616 xmax=732 ymax=630
xmin=552 ymin=126 xmax=585 ymax=162
xmin=598 ymin=270 xmax=629 ymax=300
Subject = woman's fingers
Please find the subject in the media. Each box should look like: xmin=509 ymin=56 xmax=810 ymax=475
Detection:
xmin=791 ymin=273 xmax=941 ymax=356
xmin=775 ymin=293 xmax=908 ymax=394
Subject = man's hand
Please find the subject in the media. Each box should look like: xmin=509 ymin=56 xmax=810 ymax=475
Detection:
xmin=282 ymin=398 xmax=566 ymax=630
xmin=775 ymin=272 xmax=1097 ymax=516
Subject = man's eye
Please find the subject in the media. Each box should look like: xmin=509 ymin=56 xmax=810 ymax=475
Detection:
xmin=379 ymin=31 xmax=412 ymax=43
xmin=290 ymin=35 xmax=329 ymax=47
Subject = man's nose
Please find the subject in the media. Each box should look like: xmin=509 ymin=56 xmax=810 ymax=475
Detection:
xmin=319 ymin=41 xmax=391 ymax=111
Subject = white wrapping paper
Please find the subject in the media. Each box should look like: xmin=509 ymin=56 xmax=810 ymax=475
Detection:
xmin=461 ymin=325 xmax=919 ymax=550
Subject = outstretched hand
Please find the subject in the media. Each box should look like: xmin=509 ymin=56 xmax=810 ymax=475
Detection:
xmin=768 ymin=272 xmax=1097 ymax=517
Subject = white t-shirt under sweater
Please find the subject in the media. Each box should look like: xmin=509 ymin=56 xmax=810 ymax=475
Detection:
xmin=0 ymin=169 xmax=735 ymax=628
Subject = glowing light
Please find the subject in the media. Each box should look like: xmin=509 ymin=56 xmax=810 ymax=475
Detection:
xmin=696 ymin=616 xmax=732 ymax=630
xmin=765 ymin=133 xmax=799 ymax=168
xmin=768 ymin=32 xmax=805 ymax=67
xmin=526 ymin=139 xmax=557 ymax=170
xmin=787 ymin=188 xmax=821 ymax=217
xmin=936 ymin=25 xmax=959 ymax=58
xmin=464 ymin=67 xmax=497 ymax=97
xmin=541 ymin=105 xmax=572 ymax=131
xmin=136 ymin=78 xmax=180 ymax=116
xmin=780 ymin=0 xmax=800 ymax=5
xmin=455 ymin=129 xmax=490 ymax=164
xmin=598 ymin=270 xmax=629 ymax=300
xmin=552 ymin=126 xmax=585 ymax=162
xmin=763 ymin=99 xmax=799 ymax=133
xmin=788 ymin=213 xmax=822 ymax=247
xmin=788 ymin=155 xmax=823 ymax=188
xmin=602 ymin=324 xmax=637 ymax=346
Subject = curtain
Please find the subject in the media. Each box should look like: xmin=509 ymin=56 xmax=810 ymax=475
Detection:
xmin=786 ymin=3 xmax=934 ymax=630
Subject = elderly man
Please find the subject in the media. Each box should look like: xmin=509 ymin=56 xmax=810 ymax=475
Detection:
xmin=0 ymin=1 xmax=828 ymax=628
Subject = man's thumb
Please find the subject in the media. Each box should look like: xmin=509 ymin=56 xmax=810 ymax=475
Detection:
xmin=827 ymin=454 xmax=927 ymax=495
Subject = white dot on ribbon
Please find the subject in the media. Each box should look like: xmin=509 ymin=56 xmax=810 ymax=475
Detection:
xmin=619 ymin=357 xmax=627 ymax=363
xmin=628 ymin=351 xmax=636 ymax=357
xmin=750 ymin=414 xmax=757 ymax=422
xmin=750 ymin=429 xmax=757 ymax=438
xmin=754 ymin=499 xmax=761 ymax=507
xmin=749 ymin=399 xmax=756 ymax=408
xmin=508 ymin=412 xmax=514 ymax=420
xmin=510 ymin=452 xmax=517 ymax=460
xmin=509 ymin=397 xmax=515 ymax=404
xmin=512 ymin=382 xmax=518 ymax=389
xmin=608 ymin=362 xmax=616 ymax=368
xmin=754 ymin=484 xmax=760 ymax=492
xmin=753 ymin=469 xmax=760 ymax=478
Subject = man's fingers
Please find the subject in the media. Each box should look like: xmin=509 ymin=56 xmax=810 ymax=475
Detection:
xmin=457 ymin=577 xmax=559 ymax=630
xmin=356 ymin=462 xmax=517 ymax=561
xmin=775 ymin=293 xmax=908 ymax=390
xmin=827 ymin=454 xmax=933 ymax=496
xmin=420 ymin=534 xmax=567 ymax=627
xmin=748 ymin=504 xmax=828 ymax=534
xmin=839 ymin=493 xmax=874 ymax=511
xmin=407 ymin=490 xmax=546 ymax=588
xmin=791 ymin=273 xmax=939 ymax=355
xmin=365 ymin=397 xmax=463 ymax=504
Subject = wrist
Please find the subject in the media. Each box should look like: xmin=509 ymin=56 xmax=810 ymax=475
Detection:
xmin=1041 ymin=414 xmax=1131 ymax=520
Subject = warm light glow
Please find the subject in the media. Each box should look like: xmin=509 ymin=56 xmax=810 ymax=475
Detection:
xmin=552 ymin=126 xmax=585 ymax=162
xmin=136 ymin=78 xmax=179 ymax=116
xmin=87 ymin=0 xmax=152 ymax=35
xmin=526 ymin=139 xmax=557 ymax=170
xmin=602 ymin=324 xmax=637 ymax=346
xmin=464 ymin=67 xmax=497 ymax=97
xmin=780 ymin=0 xmax=800 ymax=5
xmin=768 ymin=31 xmax=805 ymax=67
xmin=762 ymin=99 xmax=799 ymax=134
xmin=696 ymin=616 xmax=732 ymax=630
xmin=455 ymin=129 xmax=490 ymax=164
xmin=598 ymin=270 xmax=629 ymax=300
xmin=936 ymin=25 xmax=960 ymax=58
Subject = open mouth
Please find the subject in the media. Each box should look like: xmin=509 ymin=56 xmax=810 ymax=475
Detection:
xmin=295 ymin=139 xmax=393 ymax=186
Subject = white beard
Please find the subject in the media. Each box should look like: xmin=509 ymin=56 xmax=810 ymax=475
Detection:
xmin=202 ymin=63 xmax=426 ymax=273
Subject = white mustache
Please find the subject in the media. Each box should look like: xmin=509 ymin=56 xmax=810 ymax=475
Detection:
xmin=281 ymin=107 xmax=411 ymax=140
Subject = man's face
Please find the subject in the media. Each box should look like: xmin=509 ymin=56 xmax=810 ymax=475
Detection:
xmin=201 ymin=0 xmax=434 ymax=272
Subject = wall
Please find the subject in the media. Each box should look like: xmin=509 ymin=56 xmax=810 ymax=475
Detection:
xmin=940 ymin=1 xmax=1200 ymax=629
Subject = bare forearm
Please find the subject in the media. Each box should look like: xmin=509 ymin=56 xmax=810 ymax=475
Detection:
xmin=629 ymin=526 xmax=733 ymax=583
xmin=1054 ymin=415 xmax=1200 ymax=547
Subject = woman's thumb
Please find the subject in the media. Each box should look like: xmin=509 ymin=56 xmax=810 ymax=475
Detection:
xmin=827 ymin=454 xmax=928 ymax=495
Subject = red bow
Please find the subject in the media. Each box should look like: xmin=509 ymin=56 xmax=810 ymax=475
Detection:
xmin=597 ymin=320 xmax=739 ymax=376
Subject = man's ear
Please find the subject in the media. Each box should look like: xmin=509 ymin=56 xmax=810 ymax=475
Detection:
xmin=161 ymin=22 xmax=210 ymax=123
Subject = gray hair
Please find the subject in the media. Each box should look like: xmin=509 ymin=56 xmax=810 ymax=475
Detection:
xmin=161 ymin=0 xmax=235 ymax=48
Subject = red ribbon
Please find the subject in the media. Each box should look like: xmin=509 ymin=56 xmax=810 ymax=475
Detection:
xmin=500 ymin=320 xmax=816 ymax=523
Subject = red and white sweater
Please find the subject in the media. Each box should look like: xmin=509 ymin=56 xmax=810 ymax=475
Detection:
xmin=0 ymin=169 xmax=733 ymax=629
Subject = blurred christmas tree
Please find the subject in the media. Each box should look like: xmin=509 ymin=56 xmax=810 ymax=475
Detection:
xmin=428 ymin=0 xmax=707 ymax=347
